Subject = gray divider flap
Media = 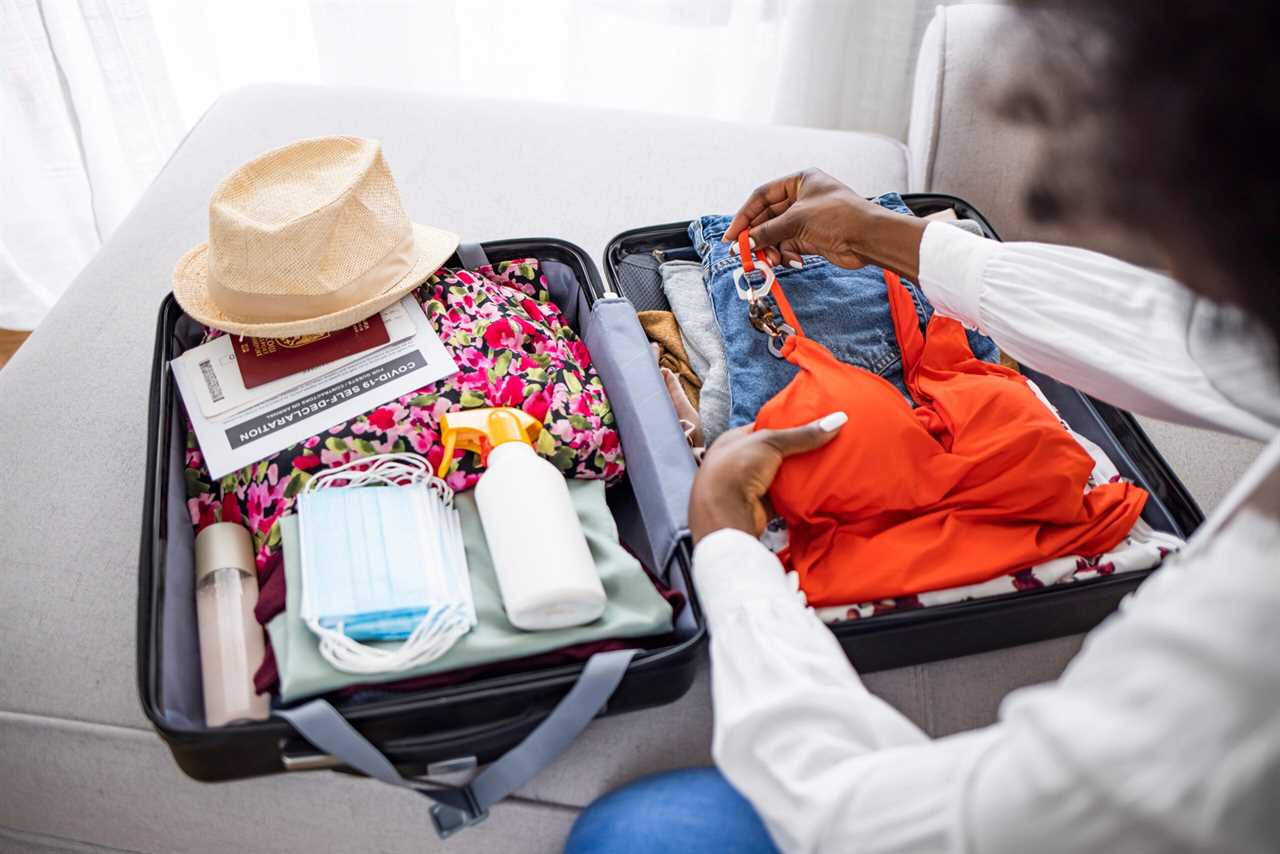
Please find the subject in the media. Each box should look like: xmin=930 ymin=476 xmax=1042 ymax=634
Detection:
xmin=159 ymin=413 xmax=204 ymax=727
xmin=583 ymin=296 xmax=696 ymax=575
xmin=541 ymin=259 xmax=591 ymax=330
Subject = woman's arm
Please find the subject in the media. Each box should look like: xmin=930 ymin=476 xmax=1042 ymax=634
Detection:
xmin=695 ymin=503 xmax=1280 ymax=854
xmin=695 ymin=530 xmax=981 ymax=853
xmin=917 ymin=223 xmax=1277 ymax=442
xmin=689 ymin=428 xmax=986 ymax=852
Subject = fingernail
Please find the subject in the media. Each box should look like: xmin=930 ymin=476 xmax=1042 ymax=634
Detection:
xmin=789 ymin=260 xmax=804 ymax=269
xmin=816 ymin=411 xmax=848 ymax=432
xmin=729 ymin=242 xmax=740 ymax=255
xmin=748 ymin=236 xmax=757 ymax=249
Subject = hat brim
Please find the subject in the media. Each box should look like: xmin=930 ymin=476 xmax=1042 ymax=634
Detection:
xmin=171 ymin=222 xmax=460 ymax=338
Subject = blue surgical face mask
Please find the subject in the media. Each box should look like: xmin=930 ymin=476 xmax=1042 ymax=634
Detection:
xmin=295 ymin=454 xmax=475 ymax=675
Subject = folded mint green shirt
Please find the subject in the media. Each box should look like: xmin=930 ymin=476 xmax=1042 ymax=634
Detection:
xmin=270 ymin=479 xmax=673 ymax=702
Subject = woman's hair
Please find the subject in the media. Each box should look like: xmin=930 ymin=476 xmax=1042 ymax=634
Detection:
xmin=1000 ymin=1 xmax=1280 ymax=345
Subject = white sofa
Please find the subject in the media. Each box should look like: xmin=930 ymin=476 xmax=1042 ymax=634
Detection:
xmin=0 ymin=6 xmax=1262 ymax=852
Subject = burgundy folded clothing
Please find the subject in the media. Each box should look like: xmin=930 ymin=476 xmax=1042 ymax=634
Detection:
xmin=253 ymin=548 xmax=285 ymax=626
xmin=337 ymin=640 xmax=636 ymax=701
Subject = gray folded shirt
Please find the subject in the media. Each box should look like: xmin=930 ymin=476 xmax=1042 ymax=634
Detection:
xmin=659 ymin=260 xmax=731 ymax=444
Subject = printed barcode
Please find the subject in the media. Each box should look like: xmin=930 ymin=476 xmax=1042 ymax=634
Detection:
xmin=199 ymin=359 xmax=224 ymax=403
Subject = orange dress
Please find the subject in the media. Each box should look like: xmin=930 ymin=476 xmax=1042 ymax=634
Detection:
xmin=755 ymin=269 xmax=1147 ymax=606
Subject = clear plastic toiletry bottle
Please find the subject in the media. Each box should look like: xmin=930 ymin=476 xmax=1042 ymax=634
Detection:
xmin=194 ymin=522 xmax=270 ymax=726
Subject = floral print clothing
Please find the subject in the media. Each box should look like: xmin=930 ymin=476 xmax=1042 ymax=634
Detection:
xmin=814 ymin=518 xmax=1182 ymax=623
xmin=184 ymin=258 xmax=623 ymax=579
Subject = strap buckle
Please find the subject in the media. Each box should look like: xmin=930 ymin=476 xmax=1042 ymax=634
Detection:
xmin=766 ymin=322 xmax=796 ymax=358
xmin=429 ymin=790 xmax=489 ymax=839
xmin=733 ymin=262 xmax=775 ymax=301
xmin=736 ymin=235 xmax=793 ymax=357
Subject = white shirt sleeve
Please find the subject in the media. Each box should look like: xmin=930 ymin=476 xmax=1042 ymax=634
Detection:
xmin=693 ymin=228 xmax=1280 ymax=852
xmin=695 ymin=529 xmax=986 ymax=852
xmin=917 ymin=222 xmax=1278 ymax=442
xmin=694 ymin=499 xmax=1280 ymax=854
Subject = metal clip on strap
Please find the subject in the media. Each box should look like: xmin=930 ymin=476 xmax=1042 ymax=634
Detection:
xmin=734 ymin=231 xmax=794 ymax=358
xmin=275 ymin=648 xmax=638 ymax=839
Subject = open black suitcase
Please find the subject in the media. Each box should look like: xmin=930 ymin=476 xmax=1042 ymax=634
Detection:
xmin=602 ymin=193 xmax=1203 ymax=668
xmin=139 ymin=196 xmax=1202 ymax=836
xmin=140 ymin=238 xmax=706 ymax=835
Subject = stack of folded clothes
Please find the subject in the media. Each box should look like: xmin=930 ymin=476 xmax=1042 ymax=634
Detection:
xmin=630 ymin=193 xmax=1183 ymax=615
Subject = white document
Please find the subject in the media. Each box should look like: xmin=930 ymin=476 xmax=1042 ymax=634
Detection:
xmin=176 ymin=300 xmax=416 ymax=421
xmin=173 ymin=297 xmax=458 ymax=480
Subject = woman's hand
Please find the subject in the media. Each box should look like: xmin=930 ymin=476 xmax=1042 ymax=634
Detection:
xmin=723 ymin=168 xmax=927 ymax=280
xmin=689 ymin=412 xmax=847 ymax=543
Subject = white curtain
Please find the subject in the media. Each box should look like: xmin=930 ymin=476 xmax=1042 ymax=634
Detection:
xmin=2 ymin=0 xmax=972 ymax=331
xmin=2 ymin=0 xmax=182 ymax=329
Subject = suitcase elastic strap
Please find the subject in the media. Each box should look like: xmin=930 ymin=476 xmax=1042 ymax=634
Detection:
xmin=455 ymin=242 xmax=490 ymax=269
xmin=275 ymin=648 xmax=637 ymax=839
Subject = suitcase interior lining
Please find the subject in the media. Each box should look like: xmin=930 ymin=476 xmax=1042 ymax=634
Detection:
xmin=151 ymin=256 xmax=699 ymax=730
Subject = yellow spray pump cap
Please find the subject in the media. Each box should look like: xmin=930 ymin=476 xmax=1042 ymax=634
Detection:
xmin=437 ymin=407 xmax=543 ymax=478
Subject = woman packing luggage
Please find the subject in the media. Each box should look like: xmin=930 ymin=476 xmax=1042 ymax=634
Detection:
xmin=566 ymin=1 xmax=1280 ymax=852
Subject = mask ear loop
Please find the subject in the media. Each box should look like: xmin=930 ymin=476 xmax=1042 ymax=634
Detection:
xmin=298 ymin=453 xmax=471 ymax=674
xmin=303 ymin=452 xmax=455 ymax=506
xmin=307 ymin=606 xmax=472 ymax=675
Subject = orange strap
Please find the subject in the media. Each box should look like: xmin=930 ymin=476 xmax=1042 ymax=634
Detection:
xmin=768 ymin=275 xmax=803 ymax=337
xmin=738 ymin=231 xmax=756 ymax=272
xmin=883 ymin=269 xmax=924 ymax=374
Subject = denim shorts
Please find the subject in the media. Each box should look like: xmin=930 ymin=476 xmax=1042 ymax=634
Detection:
xmin=690 ymin=193 xmax=999 ymax=428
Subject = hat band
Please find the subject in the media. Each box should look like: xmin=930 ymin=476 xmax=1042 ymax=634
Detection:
xmin=207 ymin=227 xmax=418 ymax=323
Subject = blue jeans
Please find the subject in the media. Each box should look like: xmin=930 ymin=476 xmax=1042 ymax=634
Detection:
xmin=564 ymin=768 xmax=779 ymax=854
xmin=690 ymin=193 xmax=999 ymax=428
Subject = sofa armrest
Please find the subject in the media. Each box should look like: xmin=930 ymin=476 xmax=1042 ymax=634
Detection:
xmin=908 ymin=4 xmax=1048 ymax=239
xmin=908 ymin=5 xmax=1167 ymax=263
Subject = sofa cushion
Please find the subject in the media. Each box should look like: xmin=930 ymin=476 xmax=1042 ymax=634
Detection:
xmin=0 ymin=710 xmax=576 ymax=854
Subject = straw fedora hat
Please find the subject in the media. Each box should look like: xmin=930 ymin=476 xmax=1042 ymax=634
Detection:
xmin=173 ymin=136 xmax=458 ymax=337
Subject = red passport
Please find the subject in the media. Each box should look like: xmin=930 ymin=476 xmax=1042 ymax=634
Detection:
xmin=234 ymin=314 xmax=390 ymax=388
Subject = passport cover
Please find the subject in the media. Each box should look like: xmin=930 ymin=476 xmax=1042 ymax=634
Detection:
xmin=234 ymin=314 xmax=390 ymax=388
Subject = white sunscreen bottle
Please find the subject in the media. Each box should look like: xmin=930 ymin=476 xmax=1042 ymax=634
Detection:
xmin=439 ymin=407 xmax=606 ymax=630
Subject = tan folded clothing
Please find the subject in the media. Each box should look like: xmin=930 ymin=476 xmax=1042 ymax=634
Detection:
xmin=639 ymin=310 xmax=702 ymax=408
